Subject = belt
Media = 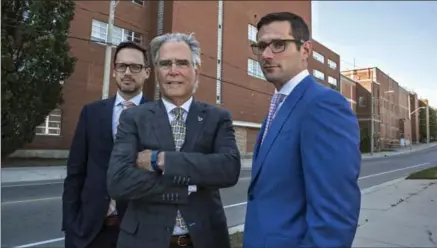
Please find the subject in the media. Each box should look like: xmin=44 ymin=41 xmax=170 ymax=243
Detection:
xmin=104 ymin=215 xmax=120 ymax=226
xmin=170 ymin=234 xmax=192 ymax=247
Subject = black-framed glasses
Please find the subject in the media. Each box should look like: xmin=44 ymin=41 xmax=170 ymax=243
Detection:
xmin=251 ymin=39 xmax=304 ymax=55
xmin=114 ymin=63 xmax=145 ymax=73
xmin=157 ymin=59 xmax=192 ymax=69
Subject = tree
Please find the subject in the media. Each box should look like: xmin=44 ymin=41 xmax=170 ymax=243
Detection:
xmin=1 ymin=0 xmax=76 ymax=158
xmin=429 ymin=107 xmax=437 ymax=141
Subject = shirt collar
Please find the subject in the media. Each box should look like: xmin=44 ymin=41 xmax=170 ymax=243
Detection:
xmin=275 ymin=69 xmax=310 ymax=96
xmin=114 ymin=91 xmax=143 ymax=107
xmin=161 ymin=96 xmax=193 ymax=114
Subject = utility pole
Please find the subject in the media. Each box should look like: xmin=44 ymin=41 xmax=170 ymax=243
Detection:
xmin=426 ymin=103 xmax=430 ymax=143
xmin=101 ymin=0 xmax=118 ymax=100
xmin=370 ymin=83 xmax=374 ymax=155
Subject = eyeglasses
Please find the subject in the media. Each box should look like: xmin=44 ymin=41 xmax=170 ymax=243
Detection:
xmin=157 ymin=59 xmax=192 ymax=69
xmin=251 ymin=39 xmax=304 ymax=55
xmin=114 ymin=63 xmax=145 ymax=73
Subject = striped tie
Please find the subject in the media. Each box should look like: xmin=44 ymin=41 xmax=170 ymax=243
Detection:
xmin=262 ymin=93 xmax=286 ymax=143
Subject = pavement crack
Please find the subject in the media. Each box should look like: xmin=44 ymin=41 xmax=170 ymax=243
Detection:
xmin=426 ymin=229 xmax=436 ymax=246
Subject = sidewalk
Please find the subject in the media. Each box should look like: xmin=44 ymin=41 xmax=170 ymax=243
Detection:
xmin=1 ymin=142 xmax=436 ymax=185
xmin=353 ymin=177 xmax=437 ymax=247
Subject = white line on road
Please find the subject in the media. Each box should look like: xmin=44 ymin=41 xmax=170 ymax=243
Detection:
xmin=13 ymin=238 xmax=65 ymax=248
xmin=358 ymin=162 xmax=430 ymax=180
xmin=2 ymin=197 xmax=61 ymax=205
xmin=9 ymin=163 xmax=432 ymax=247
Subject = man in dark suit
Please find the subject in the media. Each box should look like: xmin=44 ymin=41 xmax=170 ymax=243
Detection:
xmin=62 ymin=41 xmax=150 ymax=248
xmin=107 ymin=32 xmax=241 ymax=248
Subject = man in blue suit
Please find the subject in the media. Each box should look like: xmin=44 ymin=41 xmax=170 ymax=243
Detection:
xmin=243 ymin=12 xmax=361 ymax=248
xmin=62 ymin=41 xmax=150 ymax=248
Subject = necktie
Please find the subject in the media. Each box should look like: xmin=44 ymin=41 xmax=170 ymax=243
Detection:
xmin=262 ymin=93 xmax=286 ymax=143
xmin=170 ymin=107 xmax=188 ymax=234
xmin=108 ymin=100 xmax=135 ymax=216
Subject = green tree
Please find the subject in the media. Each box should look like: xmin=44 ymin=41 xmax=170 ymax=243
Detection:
xmin=429 ymin=107 xmax=437 ymax=141
xmin=1 ymin=0 xmax=76 ymax=158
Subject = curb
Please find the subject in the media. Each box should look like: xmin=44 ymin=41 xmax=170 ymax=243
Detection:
xmin=228 ymin=224 xmax=245 ymax=234
xmin=360 ymin=177 xmax=406 ymax=195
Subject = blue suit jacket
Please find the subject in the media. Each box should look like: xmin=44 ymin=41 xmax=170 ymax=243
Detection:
xmin=243 ymin=76 xmax=361 ymax=248
xmin=62 ymin=95 xmax=147 ymax=248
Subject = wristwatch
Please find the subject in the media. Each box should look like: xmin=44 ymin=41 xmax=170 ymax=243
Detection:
xmin=151 ymin=150 xmax=162 ymax=172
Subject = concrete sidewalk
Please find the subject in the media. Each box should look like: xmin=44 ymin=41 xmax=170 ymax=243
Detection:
xmin=354 ymin=178 xmax=437 ymax=247
xmin=1 ymin=142 xmax=436 ymax=185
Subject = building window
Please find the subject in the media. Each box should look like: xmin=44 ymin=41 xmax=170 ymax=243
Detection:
xmin=248 ymin=24 xmax=257 ymax=43
xmin=132 ymin=0 xmax=144 ymax=5
xmin=328 ymin=76 xmax=337 ymax=86
xmin=328 ymin=59 xmax=337 ymax=70
xmin=248 ymin=59 xmax=265 ymax=80
xmin=91 ymin=19 xmax=143 ymax=46
xmin=312 ymin=51 xmax=324 ymax=63
xmin=313 ymin=69 xmax=325 ymax=81
xmin=35 ymin=109 xmax=62 ymax=136
xmin=358 ymin=96 xmax=366 ymax=107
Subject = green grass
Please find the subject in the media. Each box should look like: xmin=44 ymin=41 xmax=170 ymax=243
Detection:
xmin=406 ymin=166 xmax=437 ymax=180
xmin=230 ymin=232 xmax=244 ymax=248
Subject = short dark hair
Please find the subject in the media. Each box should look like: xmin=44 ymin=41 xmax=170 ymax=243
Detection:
xmin=113 ymin=41 xmax=150 ymax=67
xmin=256 ymin=12 xmax=310 ymax=43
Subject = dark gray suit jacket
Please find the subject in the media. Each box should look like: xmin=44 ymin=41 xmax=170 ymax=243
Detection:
xmin=107 ymin=99 xmax=241 ymax=248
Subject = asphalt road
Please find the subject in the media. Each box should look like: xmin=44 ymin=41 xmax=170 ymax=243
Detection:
xmin=2 ymin=147 xmax=437 ymax=248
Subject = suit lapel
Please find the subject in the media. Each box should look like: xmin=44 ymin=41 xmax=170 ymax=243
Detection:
xmin=100 ymin=96 xmax=116 ymax=145
xmin=181 ymin=101 xmax=206 ymax=152
xmin=249 ymin=76 xmax=313 ymax=191
xmin=151 ymin=100 xmax=176 ymax=150
xmin=253 ymin=117 xmax=267 ymax=161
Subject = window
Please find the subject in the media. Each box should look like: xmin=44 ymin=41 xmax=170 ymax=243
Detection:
xmin=132 ymin=0 xmax=144 ymax=5
xmin=313 ymin=69 xmax=325 ymax=81
xmin=358 ymin=96 xmax=366 ymax=107
xmin=328 ymin=59 xmax=337 ymax=70
xmin=90 ymin=19 xmax=143 ymax=46
xmin=328 ymin=76 xmax=337 ymax=85
xmin=248 ymin=24 xmax=257 ymax=42
xmin=35 ymin=109 xmax=62 ymax=136
xmin=312 ymin=51 xmax=324 ymax=63
xmin=248 ymin=59 xmax=265 ymax=80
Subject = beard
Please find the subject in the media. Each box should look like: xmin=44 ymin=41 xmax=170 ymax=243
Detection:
xmin=116 ymin=80 xmax=141 ymax=94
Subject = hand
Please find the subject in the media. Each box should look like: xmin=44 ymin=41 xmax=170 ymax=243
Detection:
xmin=136 ymin=149 xmax=153 ymax=171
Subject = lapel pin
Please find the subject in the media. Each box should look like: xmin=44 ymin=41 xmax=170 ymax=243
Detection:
xmin=198 ymin=116 xmax=203 ymax=122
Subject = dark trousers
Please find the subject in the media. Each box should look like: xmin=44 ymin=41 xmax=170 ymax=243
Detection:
xmin=88 ymin=224 xmax=120 ymax=248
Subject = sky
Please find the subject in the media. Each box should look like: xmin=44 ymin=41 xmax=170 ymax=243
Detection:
xmin=312 ymin=1 xmax=436 ymax=107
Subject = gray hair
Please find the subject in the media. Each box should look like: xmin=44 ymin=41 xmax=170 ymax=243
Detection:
xmin=149 ymin=32 xmax=201 ymax=93
xmin=149 ymin=32 xmax=201 ymax=68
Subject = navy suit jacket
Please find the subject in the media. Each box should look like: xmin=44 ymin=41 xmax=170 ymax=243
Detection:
xmin=62 ymin=95 xmax=147 ymax=248
xmin=243 ymin=76 xmax=361 ymax=248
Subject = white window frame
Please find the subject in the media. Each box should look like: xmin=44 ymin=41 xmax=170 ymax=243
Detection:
xmin=91 ymin=19 xmax=143 ymax=46
xmin=248 ymin=59 xmax=265 ymax=80
xmin=328 ymin=59 xmax=337 ymax=70
xmin=313 ymin=69 xmax=325 ymax=81
xmin=132 ymin=0 xmax=144 ymax=5
xmin=328 ymin=76 xmax=337 ymax=85
xmin=35 ymin=109 xmax=62 ymax=136
xmin=312 ymin=51 xmax=325 ymax=63
xmin=248 ymin=24 xmax=257 ymax=43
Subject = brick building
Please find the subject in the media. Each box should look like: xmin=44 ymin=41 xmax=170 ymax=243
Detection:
xmin=342 ymin=67 xmax=411 ymax=149
xmin=309 ymin=40 xmax=340 ymax=89
xmin=339 ymin=74 xmax=357 ymax=112
xmin=15 ymin=1 xmax=340 ymax=158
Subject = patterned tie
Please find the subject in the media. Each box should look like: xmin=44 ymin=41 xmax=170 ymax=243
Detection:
xmin=262 ymin=93 xmax=286 ymax=143
xmin=108 ymin=100 xmax=135 ymax=216
xmin=170 ymin=107 xmax=189 ymax=234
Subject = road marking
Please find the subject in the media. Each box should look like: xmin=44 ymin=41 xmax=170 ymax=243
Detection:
xmin=2 ymin=197 xmax=61 ymax=205
xmin=9 ymin=162 xmax=432 ymax=247
xmin=13 ymin=238 xmax=65 ymax=248
xmin=358 ymin=162 xmax=430 ymax=180
xmin=2 ymin=181 xmax=64 ymax=188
